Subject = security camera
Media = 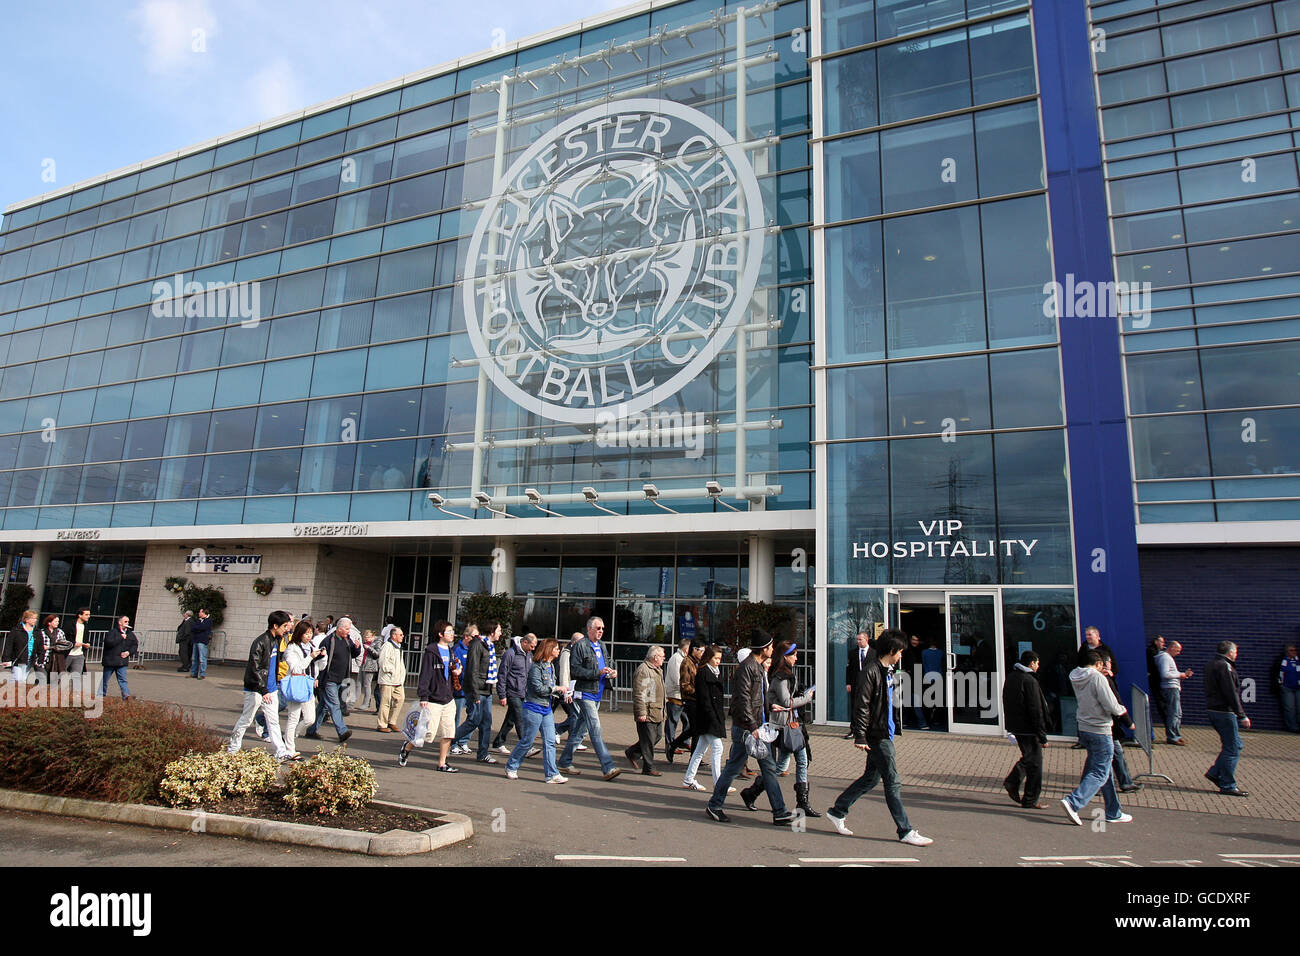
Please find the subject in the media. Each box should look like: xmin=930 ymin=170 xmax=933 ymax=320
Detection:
xmin=642 ymin=483 xmax=660 ymax=499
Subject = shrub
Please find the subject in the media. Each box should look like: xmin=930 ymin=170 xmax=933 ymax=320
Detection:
xmin=457 ymin=591 xmax=516 ymax=645
xmin=728 ymin=601 xmax=794 ymax=650
xmin=0 ymin=583 xmax=35 ymax=631
xmin=0 ymin=700 xmax=217 ymax=804
xmin=282 ymin=749 xmax=376 ymax=816
xmin=159 ymin=750 xmax=279 ymax=808
xmin=178 ymin=583 xmax=227 ymax=628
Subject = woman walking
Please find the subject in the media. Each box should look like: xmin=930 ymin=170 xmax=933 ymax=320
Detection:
xmin=745 ymin=640 xmax=820 ymax=817
xmin=505 ymin=638 xmax=570 ymax=784
xmin=681 ymin=645 xmax=734 ymax=794
xmin=42 ymin=614 xmax=69 ymax=678
xmin=283 ymin=620 xmax=325 ymax=758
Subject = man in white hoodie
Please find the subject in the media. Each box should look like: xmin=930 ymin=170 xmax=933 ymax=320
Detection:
xmin=1061 ymin=648 xmax=1134 ymax=826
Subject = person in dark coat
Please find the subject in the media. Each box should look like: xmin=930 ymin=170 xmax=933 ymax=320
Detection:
xmin=3 ymin=611 xmax=40 ymax=682
xmin=681 ymin=645 xmax=732 ymax=792
xmin=1002 ymin=650 xmax=1051 ymax=808
xmin=101 ymin=615 xmax=138 ymax=700
xmin=175 ymin=611 xmax=194 ymax=672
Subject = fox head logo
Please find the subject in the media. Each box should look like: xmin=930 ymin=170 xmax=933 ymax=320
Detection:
xmin=516 ymin=162 xmax=696 ymax=358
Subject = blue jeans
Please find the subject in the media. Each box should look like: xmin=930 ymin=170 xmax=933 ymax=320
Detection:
xmin=454 ymin=694 xmax=494 ymax=760
xmin=454 ymin=695 xmax=465 ymax=730
xmin=1111 ymin=735 xmax=1134 ymax=788
xmin=829 ymin=737 xmax=912 ymax=837
xmin=1065 ymin=730 xmax=1123 ymax=820
xmin=190 ymin=643 xmax=208 ymax=678
xmin=101 ymin=666 xmax=129 ymax=698
xmin=1207 ymin=710 xmax=1243 ymax=791
xmin=665 ymin=699 xmax=686 ymax=753
xmin=559 ymin=697 xmax=615 ymax=774
xmin=507 ymin=707 xmax=557 ymax=778
xmin=1280 ymin=685 xmax=1298 ymax=733
xmin=774 ymin=744 xmax=809 ymax=784
xmin=707 ymin=725 xmax=788 ymax=815
xmin=307 ymin=681 xmax=348 ymax=737
xmin=1162 ymin=686 xmax=1183 ymax=741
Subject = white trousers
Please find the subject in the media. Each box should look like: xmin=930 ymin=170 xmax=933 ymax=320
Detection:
xmin=229 ymin=690 xmax=290 ymax=758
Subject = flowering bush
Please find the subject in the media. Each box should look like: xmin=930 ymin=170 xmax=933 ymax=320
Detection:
xmin=160 ymin=750 xmax=280 ymax=808
xmin=282 ymin=749 xmax=376 ymax=816
xmin=164 ymin=576 xmax=188 ymax=595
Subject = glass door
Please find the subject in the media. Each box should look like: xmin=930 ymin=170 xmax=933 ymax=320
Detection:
xmin=945 ymin=591 xmax=1003 ymax=734
xmin=885 ymin=588 xmax=900 ymax=632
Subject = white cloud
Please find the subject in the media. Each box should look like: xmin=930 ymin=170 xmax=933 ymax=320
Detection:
xmin=133 ymin=0 xmax=218 ymax=74
xmin=246 ymin=58 xmax=305 ymax=120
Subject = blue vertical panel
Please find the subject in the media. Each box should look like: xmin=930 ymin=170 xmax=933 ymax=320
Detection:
xmin=1034 ymin=0 xmax=1147 ymax=691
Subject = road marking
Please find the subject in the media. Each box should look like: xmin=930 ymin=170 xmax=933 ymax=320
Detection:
xmin=555 ymin=855 xmax=686 ymax=863
xmin=1219 ymin=853 xmax=1300 ymax=858
xmin=1019 ymin=861 xmax=1064 ymax=866
xmin=1019 ymin=858 xmax=1133 ymax=868
xmin=1087 ymin=859 xmax=1140 ymax=867
xmin=798 ymin=857 xmax=919 ymax=864
xmin=1151 ymin=860 xmax=1203 ymax=866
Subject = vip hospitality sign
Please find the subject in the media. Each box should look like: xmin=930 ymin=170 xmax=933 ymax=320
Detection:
xmin=463 ymin=100 xmax=765 ymax=424
xmin=185 ymin=552 xmax=262 ymax=573
xmin=851 ymin=519 xmax=1039 ymax=560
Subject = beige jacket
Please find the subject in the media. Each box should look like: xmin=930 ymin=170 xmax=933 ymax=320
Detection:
xmin=633 ymin=661 xmax=665 ymax=723
xmin=378 ymin=641 xmax=407 ymax=686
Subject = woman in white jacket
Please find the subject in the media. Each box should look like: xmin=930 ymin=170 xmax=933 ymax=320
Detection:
xmin=283 ymin=620 xmax=325 ymax=758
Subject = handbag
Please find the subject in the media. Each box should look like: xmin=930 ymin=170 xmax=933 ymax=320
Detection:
xmin=282 ymin=674 xmax=315 ymax=703
xmin=778 ymin=721 xmax=805 ymax=752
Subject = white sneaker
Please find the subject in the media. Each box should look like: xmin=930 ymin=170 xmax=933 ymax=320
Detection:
xmin=683 ymin=780 xmax=706 ymax=791
xmin=526 ymin=747 xmax=542 ymax=758
xmin=899 ymin=829 xmax=933 ymax=847
xmin=1106 ymin=812 xmax=1134 ymax=824
xmin=1061 ymin=798 xmax=1082 ymax=826
xmin=493 ymin=745 xmax=512 ymax=755
xmin=505 ymin=769 xmax=518 ymax=780
xmin=727 ymin=786 xmax=737 ymax=794
xmin=576 ymin=743 xmax=588 ymax=751
xmin=826 ymin=812 xmax=853 ymax=836
xmin=546 ymin=774 xmax=567 ymax=784
xmin=554 ymin=734 xmax=562 ymax=745
xmin=450 ymin=745 xmax=469 ymax=755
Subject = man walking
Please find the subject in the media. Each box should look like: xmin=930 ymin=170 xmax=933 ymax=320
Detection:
xmin=304 ymin=616 xmax=360 ymax=743
xmin=1002 ymin=650 xmax=1051 ymax=809
xmin=175 ymin=610 xmax=193 ymax=672
xmin=1061 ymin=649 xmax=1133 ymax=825
xmin=375 ymin=627 xmax=407 ymax=732
xmin=843 ymin=630 xmax=871 ymax=738
xmin=189 ymin=608 xmax=213 ymax=679
xmin=705 ymin=630 xmax=792 ymax=825
xmin=399 ymin=620 xmax=461 ymax=772
xmin=65 ymin=607 xmax=90 ymax=675
xmin=1146 ymin=635 xmax=1168 ymax=723
xmin=492 ymin=633 xmax=539 ymax=755
xmin=825 ymin=630 xmax=932 ymax=845
xmin=627 ymin=645 xmax=666 ymax=775
xmin=1204 ymin=641 xmax=1251 ymax=797
xmin=100 ymin=615 xmax=138 ymax=700
xmin=452 ymin=625 xmax=473 ymax=733
xmin=228 ymin=611 xmax=294 ymax=760
xmin=453 ymin=621 xmax=501 ymax=763
xmin=557 ymin=617 xmax=623 ymax=781
xmin=663 ymin=639 xmax=689 ymax=763
xmin=1154 ymin=639 xmax=1193 ymax=745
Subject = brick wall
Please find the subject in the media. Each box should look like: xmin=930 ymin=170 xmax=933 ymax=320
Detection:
xmin=1139 ymin=546 xmax=1300 ymax=732
xmin=140 ymin=542 xmax=387 ymax=661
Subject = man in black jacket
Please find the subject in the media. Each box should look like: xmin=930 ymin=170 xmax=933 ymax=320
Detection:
xmin=101 ymin=615 xmax=138 ymax=700
xmin=492 ymin=633 xmax=539 ymax=755
xmin=1205 ymin=641 xmax=1251 ymax=797
xmin=399 ymin=620 xmax=462 ymax=771
xmin=843 ymin=630 xmax=871 ymax=738
xmin=705 ymin=630 xmax=792 ymax=825
xmin=304 ymin=616 xmax=361 ymax=743
xmin=175 ymin=611 xmax=193 ymax=672
xmin=1002 ymin=650 xmax=1051 ymax=809
xmin=227 ymin=610 xmax=294 ymax=759
xmin=826 ymin=630 xmax=933 ymax=847
xmin=453 ymin=621 xmax=504 ymax=764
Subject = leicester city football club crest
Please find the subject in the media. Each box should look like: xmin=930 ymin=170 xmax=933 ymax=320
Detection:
xmin=463 ymin=98 xmax=765 ymax=424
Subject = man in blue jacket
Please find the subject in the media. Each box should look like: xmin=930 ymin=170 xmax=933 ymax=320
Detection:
xmin=228 ymin=610 xmax=294 ymax=760
xmin=189 ymin=608 xmax=213 ymax=679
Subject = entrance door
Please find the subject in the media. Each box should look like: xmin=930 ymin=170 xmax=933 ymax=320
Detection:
xmin=944 ymin=591 xmax=1003 ymax=734
xmin=885 ymin=589 xmax=900 ymax=632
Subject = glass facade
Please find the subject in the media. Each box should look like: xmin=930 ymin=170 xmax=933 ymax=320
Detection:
xmin=0 ymin=0 xmax=813 ymax=529
xmin=1091 ymin=0 xmax=1300 ymax=522
xmin=816 ymin=2 xmax=1078 ymax=722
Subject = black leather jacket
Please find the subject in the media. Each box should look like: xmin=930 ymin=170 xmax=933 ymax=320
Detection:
xmin=728 ymin=654 xmax=770 ymax=731
xmin=850 ymin=648 xmax=892 ymax=744
xmin=243 ymin=629 xmax=280 ymax=694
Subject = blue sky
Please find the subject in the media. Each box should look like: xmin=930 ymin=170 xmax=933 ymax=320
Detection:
xmin=2 ymin=0 xmax=629 ymax=214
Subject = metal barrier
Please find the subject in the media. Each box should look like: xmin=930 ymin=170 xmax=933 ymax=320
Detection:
xmin=84 ymin=629 xmax=227 ymax=667
xmin=1131 ymin=684 xmax=1174 ymax=784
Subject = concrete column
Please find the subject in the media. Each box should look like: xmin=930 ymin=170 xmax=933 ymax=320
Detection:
xmin=490 ymin=537 xmax=516 ymax=596
xmin=747 ymin=535 xmax=774 ymax=604
xmin=28 ymin=543 xmax=52 ymax=613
